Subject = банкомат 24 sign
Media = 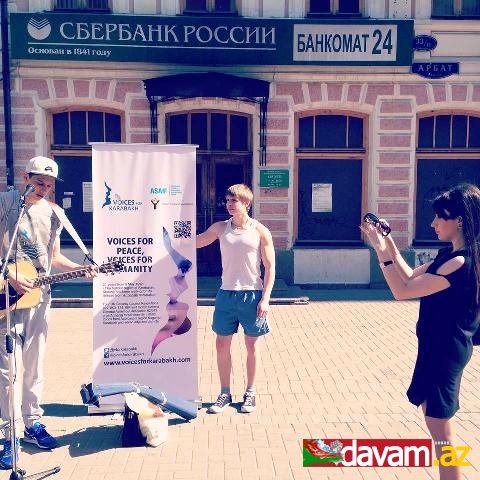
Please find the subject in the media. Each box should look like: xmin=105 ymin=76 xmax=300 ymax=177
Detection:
xmin=10 ymin=13 xmax=413 ymax=66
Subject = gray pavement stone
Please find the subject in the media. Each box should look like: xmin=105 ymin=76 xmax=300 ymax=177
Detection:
xmin=0 ymin=298 xmax=479 ymax=480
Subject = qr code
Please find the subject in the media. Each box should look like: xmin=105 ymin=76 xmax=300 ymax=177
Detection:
xmin=174 ymin=220 xmax=192 ymax=238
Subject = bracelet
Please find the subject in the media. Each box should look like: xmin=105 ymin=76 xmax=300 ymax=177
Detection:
xmin=380 ymin=260 xmax=394 ymax=268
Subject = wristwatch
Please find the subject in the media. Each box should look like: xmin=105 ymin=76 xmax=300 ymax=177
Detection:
xmin=380 ymin=260 xmax=394 ymax=268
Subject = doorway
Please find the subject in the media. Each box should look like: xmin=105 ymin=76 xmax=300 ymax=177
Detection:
xmin=167 ymin=110 xmax=253 ymax=275
xmin=196 ymin=154 xmax=251 ymax=275
xmin=54 ymin=155 xmax=93 ymax=243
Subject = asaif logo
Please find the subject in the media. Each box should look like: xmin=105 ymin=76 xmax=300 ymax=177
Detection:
xmin=27 ymin=18 xmax=52 ymax=41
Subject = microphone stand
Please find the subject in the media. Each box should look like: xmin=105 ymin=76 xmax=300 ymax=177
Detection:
xmin=0 ymin=192 xmax=60 ymax=479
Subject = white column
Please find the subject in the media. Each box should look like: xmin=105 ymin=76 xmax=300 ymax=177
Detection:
xmin=389 ymin=0 xmax=412 ymax=19
xmin=415 ymin=1 xmax=431 ymax=19
xmin=133 ymin=0 xmax=157 ymax=14
xmin=241 ymin=0 xmax=259 ymax=17
xmin=161 ymin=0 xmax=181 ymax=15
xmin=262 ymin=0 xmax=286 ymax=17
xmin=112 ymin=0 xmax=130 ymax=13
xmin=288 ymin=0 xmax=305 ymax=18
xmin=29 ymin=0 xmax=52 ymax=12
xmin=365 ymin=0 xmax=387 ymax=18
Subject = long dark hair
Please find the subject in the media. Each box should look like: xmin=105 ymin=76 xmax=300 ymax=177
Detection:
xmin=433 ymin=183 xmax=480 ymax=303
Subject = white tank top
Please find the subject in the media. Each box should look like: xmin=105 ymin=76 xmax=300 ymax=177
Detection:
xmin=219 ymin=218 xmax=263 ymax=291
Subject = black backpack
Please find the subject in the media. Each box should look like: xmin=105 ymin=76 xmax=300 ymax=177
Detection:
xmin=121 ymin=403 xmax=146 ymax=447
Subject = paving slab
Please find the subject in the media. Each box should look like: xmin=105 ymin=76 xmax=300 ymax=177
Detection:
xmin=1 ymin=296 xmax=479 ymax=480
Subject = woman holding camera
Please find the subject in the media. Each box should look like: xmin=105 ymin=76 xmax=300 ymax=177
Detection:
xmin=362 ymin=183 xmax=480 ymax=480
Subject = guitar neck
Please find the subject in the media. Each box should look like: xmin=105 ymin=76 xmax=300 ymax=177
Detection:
xmin=33 ymin=268 xmax=90 ymax=288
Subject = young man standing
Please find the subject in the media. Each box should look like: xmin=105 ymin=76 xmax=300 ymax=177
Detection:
xmin=197 ymin=184 xmax=275 ymax=413
xmin=0 ymin=156 xmax=95 ymax=469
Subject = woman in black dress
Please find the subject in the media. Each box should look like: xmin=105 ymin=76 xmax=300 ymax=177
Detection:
xmin=362 ymin=183 xmax=480 ymax=480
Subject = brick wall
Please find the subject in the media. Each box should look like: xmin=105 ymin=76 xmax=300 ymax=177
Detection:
xmin=3 ymin=72 xmax=480 ymax=252
xmin=267 ymin=80 xmax=480 ymax=249
xmin=0 ymin=77 xmax=149 ymax=189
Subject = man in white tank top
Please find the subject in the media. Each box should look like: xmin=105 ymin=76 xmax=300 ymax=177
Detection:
xmin=197 ymin=184 xmax=275 ymax=414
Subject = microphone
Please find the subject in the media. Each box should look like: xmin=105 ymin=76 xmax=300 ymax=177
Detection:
xmin=20 ymin=184 xmax=36 ymax=201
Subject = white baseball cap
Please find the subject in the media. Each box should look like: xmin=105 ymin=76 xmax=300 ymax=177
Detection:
xmin=25 ymin=156 xmax=60 ymax=179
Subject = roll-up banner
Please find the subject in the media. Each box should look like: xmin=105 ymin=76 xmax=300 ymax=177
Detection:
xmin=91 ymin=143 xmax=197 ymax=412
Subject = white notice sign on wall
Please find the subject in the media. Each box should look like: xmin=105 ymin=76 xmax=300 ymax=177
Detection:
xmin=83 ymin=182 xmax=93 ymax=213
xmin=312 ymin=183 xmax=332 ymax=212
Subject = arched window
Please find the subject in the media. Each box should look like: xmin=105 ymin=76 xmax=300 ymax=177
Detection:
xmin=167 ymin=111 xmax=250 ymax=152
xmin=415 ymin=113 xmax=480 ymax=244
xmin=432 ymin=0 xmax=480 ymax=17
xmin=51 ymin=110 xmax=121 ymax=148
xmin=298 ymin=114 xmax=363 ymax=149
xmin=296 ymin=112 xmax=366 ymax=245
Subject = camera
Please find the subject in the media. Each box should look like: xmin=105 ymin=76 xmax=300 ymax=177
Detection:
xmin=363 ymin=213 xmax=391 ymax=237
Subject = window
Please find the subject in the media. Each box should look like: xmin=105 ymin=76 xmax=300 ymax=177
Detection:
xmin=417 ymin=114 xmax=480 ymax=149
xmin=309 ymin=0 xmax=361 ymax=15
xmin=51 ymin=110 xmax=121 ymax=148
xmin=55 ymin=0 xmax=110 ymax=11
xmin=415 ymin=113 xmax=480 ymax=244
xmin=298 ymin=114 xmax=364 ymax=149
xmin=432 ymin=0 xmax=480 ymax=17
xmin=167 ymin=111 xmax=250 ymax=152
xmin=296 ymin=113 xmax=366 ymax=245
xmin=184 ymin=0 xmax=237 ymax=14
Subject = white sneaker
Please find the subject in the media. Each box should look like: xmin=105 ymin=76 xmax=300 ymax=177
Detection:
xmin=240 ymin=392 xmax=256 ymax=413
xmin=208 ymin=393 xmax=232 ymax=413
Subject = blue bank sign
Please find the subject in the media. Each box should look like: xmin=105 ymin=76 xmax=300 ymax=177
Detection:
xmin=11 ymin=13 xmax=413 ymax=66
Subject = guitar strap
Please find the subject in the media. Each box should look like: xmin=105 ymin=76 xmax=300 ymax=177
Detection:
xmin=50 ymin=203 xmax=94 ymax=263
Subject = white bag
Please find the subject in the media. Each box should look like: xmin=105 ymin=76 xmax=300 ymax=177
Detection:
xmin=124 ymin=392 xmax=168 ymax=447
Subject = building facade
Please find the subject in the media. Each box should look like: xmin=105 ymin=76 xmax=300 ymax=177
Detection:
xmin=1 ymin=0 xmax=480 ymax=285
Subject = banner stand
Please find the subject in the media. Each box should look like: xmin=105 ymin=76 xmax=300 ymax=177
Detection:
xmin=91 ymin=143 xmax=198 ymax=412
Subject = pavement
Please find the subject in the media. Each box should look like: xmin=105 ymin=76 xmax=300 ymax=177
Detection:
xmin=1 ymin=291 xmax=480 ymax=480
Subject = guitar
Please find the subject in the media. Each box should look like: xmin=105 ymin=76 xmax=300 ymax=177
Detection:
xmin=0 ymin=260 xmax=123 ymax=319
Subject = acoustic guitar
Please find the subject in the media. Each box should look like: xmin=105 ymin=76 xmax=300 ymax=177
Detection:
xmin=0 ymin=260 xmax=123 ymax=319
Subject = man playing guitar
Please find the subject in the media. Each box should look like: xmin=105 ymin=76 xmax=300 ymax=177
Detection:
xmin=0 ymin=156 xmax=95 ymax=469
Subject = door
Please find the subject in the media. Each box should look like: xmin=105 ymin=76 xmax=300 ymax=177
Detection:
xmin=166 ymin=110 xmax=253 ymax=276
xmin=197 ymin=154 xmax=251 ymax=275
xmin=415 ymin=158 xmax=480 ymax=242
xmin=53 ymin=155 xmax=92 ymax=243
xmin=297 ymin=158 xmax=363 ymax=245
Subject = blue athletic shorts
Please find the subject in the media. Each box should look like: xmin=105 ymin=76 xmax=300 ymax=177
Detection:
xmin=212 ymin=289 xmax=270 ymax=337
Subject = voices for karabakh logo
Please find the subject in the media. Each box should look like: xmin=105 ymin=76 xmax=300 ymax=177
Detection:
xmin=303 ymin=439 xmax=433 ymax=467
xmin=27 ymin=18 xmax=51 ymax=40
xmin=102 ymin=181 xmax=142 ymax=212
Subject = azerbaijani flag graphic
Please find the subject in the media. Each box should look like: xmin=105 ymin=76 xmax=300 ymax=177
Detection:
xmin=303 ymin=439 xmax=344 ymax=466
